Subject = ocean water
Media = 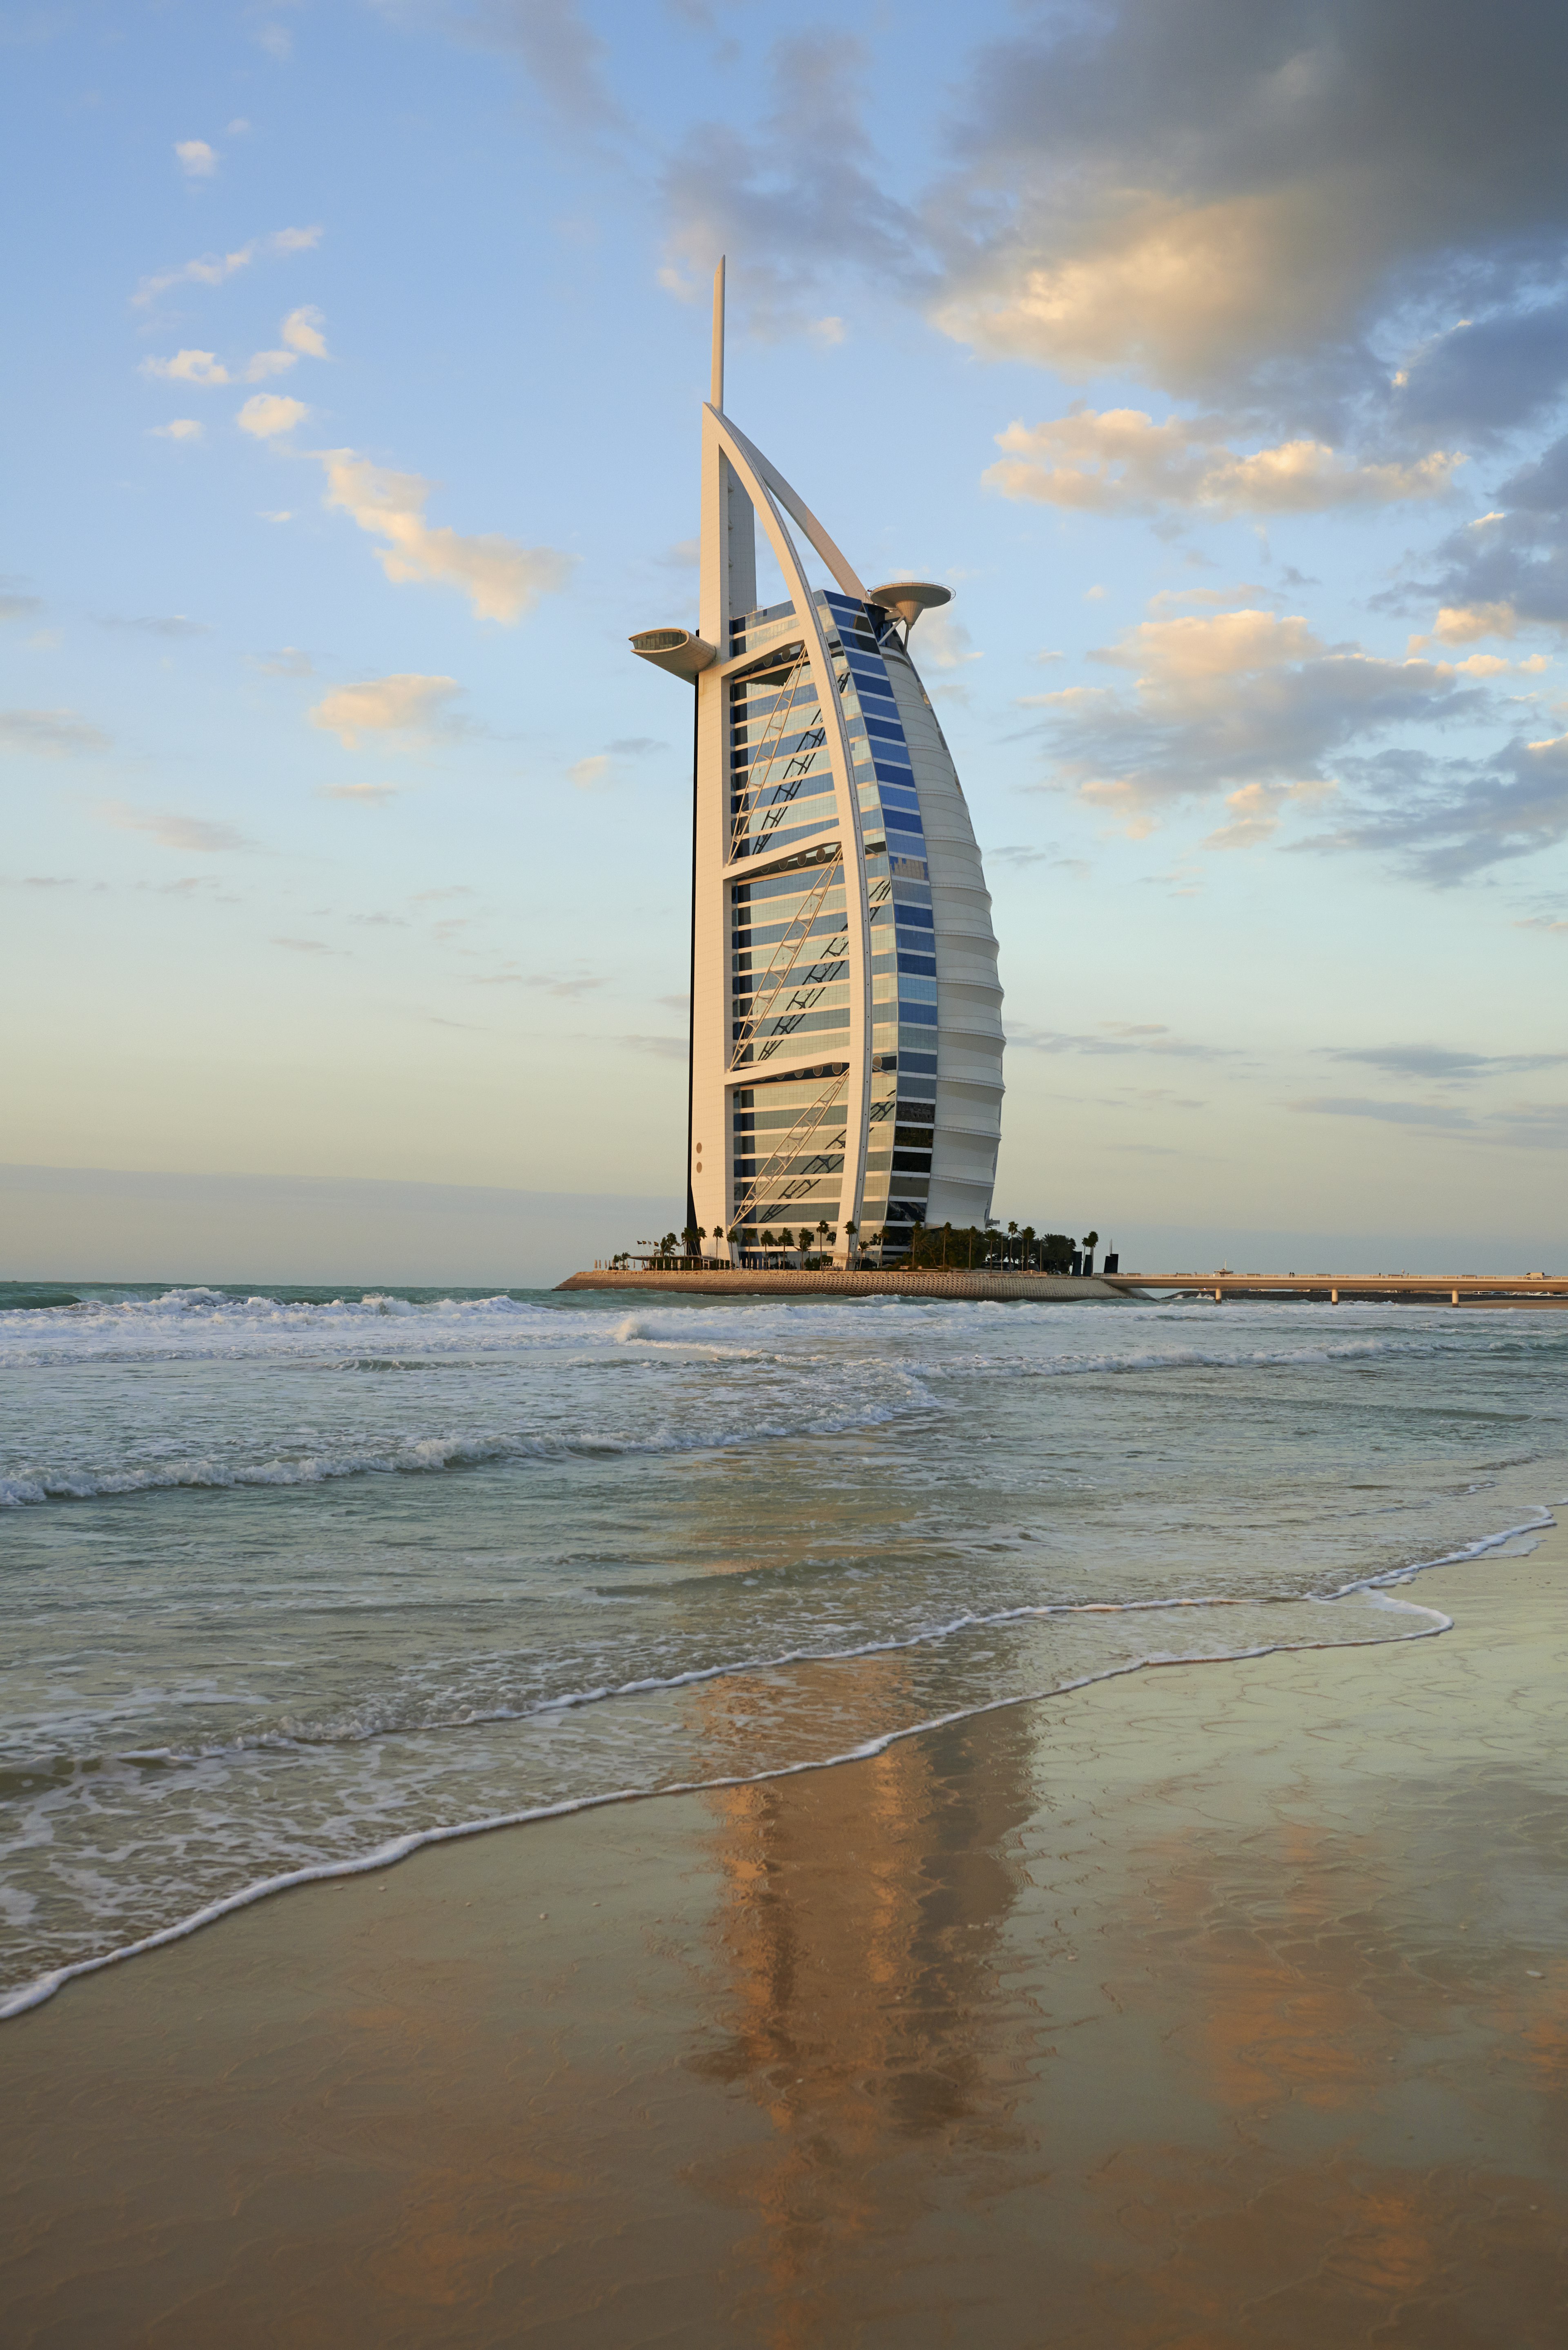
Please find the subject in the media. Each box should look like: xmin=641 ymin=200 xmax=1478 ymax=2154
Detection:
xmin=2 ymin=1280 xmax=1564 ymax=2017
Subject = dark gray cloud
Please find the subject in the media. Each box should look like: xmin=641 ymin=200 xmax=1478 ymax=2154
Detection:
xmin=659 ymin=35 xmax=923 ymax=332
xmin=930 ymin=0 xmax=1568 ymax=420
xmin=1394 ymin=302 xmax=1568 ymax=441
xmin=381 ymin=1 xmax=628 ymax=136
xmin=1299 ymin=736 xmax=1568 ymax=882
xmin=1400 ymin=434 xmax=1568 ymax=637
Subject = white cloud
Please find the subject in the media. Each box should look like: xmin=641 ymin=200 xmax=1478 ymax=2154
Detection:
xmin=1023 ymin=606 xmax=1475 ymax=836
xmin=316 ymin=782 xmax=398 ymax=805
xmin=150 ymin=419 xmax=203 ymax=441
xmin=308 ymin=674 xmax=463 ymax=749
xmin=568 ymin=754 xmax=611 ymax=789
xmin=1 ymin=708 xmax=111 ymax=757
xmin=809 ymin=316 xmax=846 ymax=347
xmin=96 ymin=800 xmax=250 ymax=851
xmin=131 ymin=225 xmax=322 ymax=309
xmin=175 ymin=140 xmax=218 ymax=179
xmin=281 ymin=305 xmax=329 ymax=358
xmin=316 ymin=450 xmax=576 ymax=623
xmin=1429 ymin=601 xmax=1520 ymax=644
xmin=143 ymin=349 xmax=230 ymax=386
xmin=984 ymin=408 xmax=1465 ymax=516
xmin=238 ymin=393 xmax=308 ymax=439
xmin=911 ymin=606 xmax=980 ymax=671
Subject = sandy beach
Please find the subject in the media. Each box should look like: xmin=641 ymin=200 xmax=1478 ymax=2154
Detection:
xmin=3 ymin=1523 xmax=1564 ymax=2348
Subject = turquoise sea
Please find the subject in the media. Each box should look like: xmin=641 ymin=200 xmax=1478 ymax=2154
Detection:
xmin=2 ymin=1281 xmax=1564 ymax=2017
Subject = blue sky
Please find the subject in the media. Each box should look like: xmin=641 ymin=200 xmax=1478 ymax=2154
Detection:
xmin=4 ymin=0 xmax=1566 ymax=1278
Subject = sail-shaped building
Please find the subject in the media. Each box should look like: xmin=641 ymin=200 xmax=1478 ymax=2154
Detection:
xmin=631 ymin=262 xmax=1003 ymax=1263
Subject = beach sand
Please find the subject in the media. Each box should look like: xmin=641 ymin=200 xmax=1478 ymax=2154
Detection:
xmin=2 ymin=1527 xmax=1565 ymax=2347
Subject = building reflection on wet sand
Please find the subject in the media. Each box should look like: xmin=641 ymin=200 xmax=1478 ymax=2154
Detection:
xmin=678 ymin=1683 xmax=1568 ymax=2349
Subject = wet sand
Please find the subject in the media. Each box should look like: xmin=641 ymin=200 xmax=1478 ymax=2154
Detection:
xmin=2 ymin=1527 xmax=1565 ymax=2348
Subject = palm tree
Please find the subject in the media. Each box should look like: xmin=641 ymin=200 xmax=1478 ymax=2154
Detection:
xmin=1082 ymin=1228 xmax=1099 ymax=1274
xmin=1007 ymin=1217 xmax=1019 ymax=1268
xmin=844 ymin=1217 xmax=858 ymax=1261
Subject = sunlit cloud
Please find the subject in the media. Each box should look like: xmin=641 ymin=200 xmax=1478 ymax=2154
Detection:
xmin=174 ymin=139 xmax=218 ymax=179
xmin=149 ymin=418 xmax=203 ymax=441
xmin=985 ymin=409 xmax=1465 ymax=516
xmin=281 ymin=305 xmax=328 ymax=357
xmin=316 ymin=450 xmax=575 ymax=623
xmin=95 ymin=800 xmax=251 ymax=851
xmin=308 ymin=674 xmax=466 ymax=749
xmin=238 ymin=393 xmax=309 ymax=438
xmin=131 ymin=226 xmax=321 ymax=308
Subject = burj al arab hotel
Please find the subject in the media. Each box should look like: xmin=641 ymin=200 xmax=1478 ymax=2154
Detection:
xmin=631 ymin=262 xmax=1004 ymax=1262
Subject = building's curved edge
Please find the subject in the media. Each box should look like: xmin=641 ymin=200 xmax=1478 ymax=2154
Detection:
xmin=555 ymin=1271 xmax=1140 ymax=1302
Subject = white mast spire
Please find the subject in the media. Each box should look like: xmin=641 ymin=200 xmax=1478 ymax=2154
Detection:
xmin=711 ymin=255 xmax=725 ymax=412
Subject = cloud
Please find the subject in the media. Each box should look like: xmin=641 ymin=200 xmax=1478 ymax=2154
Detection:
xmin=911 ymin=606 xmax=980 ymax=671
xmin=0 ymin=592 xmax=43 ymax=622
xmin=281 ymin=305 xmax=328 ymax=357
xmin=927 ymin=0 xmax=1568 ymax=411
xmin=175 ymin=139 xmax=218 ymax=179
xmin=412 ymin=0 xmax=628 ymax=135
xmin=1392 ymin=301 xmax=1568 ymax=441
xmin=254 ymin=646 xmax=315 ymax=676
xmin=1296 ymin=731 xmax=1568 ymax=882
xmin=655 ymin=537 xmax=700 ymax=570
xmin=1325 ymin=1043 xmax=1568 ymax=1082
xmin=658 ymin=35 xmax=922 ymax=336
xmin=1006 ymin=1021 xmax=1234 ymax=1061
xmin=1023 ymin=608 xmax=1479 ymax=834
xmin=477 ymin=970 xmax=606 ymax=998
xmin=132 ymin=225 xmax=321 ymax=308
xmin=95 ymin=801 xmax=250 ymax=852
xmin=984 ymin=409 xmax=1465 ymax=516
xmin=150 ymin=418 xmax=203 ymax=441
xmin=254 ymin=20 xmax=294 ymax=62
xmin=1 ymin=708 xmax=111 ymax=756
xmin=308 ymin=674 xmax=464 ymax=748
xmin=315 ymin=450 xmax=574 ymax=622
xmin=1200 ymin=778 xmax=1335 ymax=849
xmin=142 ymin=350 xmax=230 ymax=387
xmin=316 ymin=782 xmax=398 ymax=805
xmin=272 ymin=938 xmax=340 ymax=954
xmin=238 ymin=393 xmax=308 ymax=438
xmin=568 ymin=754 xmax=610 ymax=789
xmin=618 ymin=1032 xmax=688 ymax=1059
xmin=1401 ymin=435 xmax=1568 ymax=648
xmin=142 ymin=316 xmax=325 ymax=392
xmin=96 ymin=613 xmax=207 ymax=637
xmin=1289 ymin=1095 xmax=1477 ymax=1132
xmin=1290 ymin=1092 xmax=1568 ymax=1149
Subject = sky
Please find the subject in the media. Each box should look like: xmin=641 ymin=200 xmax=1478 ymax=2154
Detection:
xmin=4 ymin=0 xmax=1566 ymax=1281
